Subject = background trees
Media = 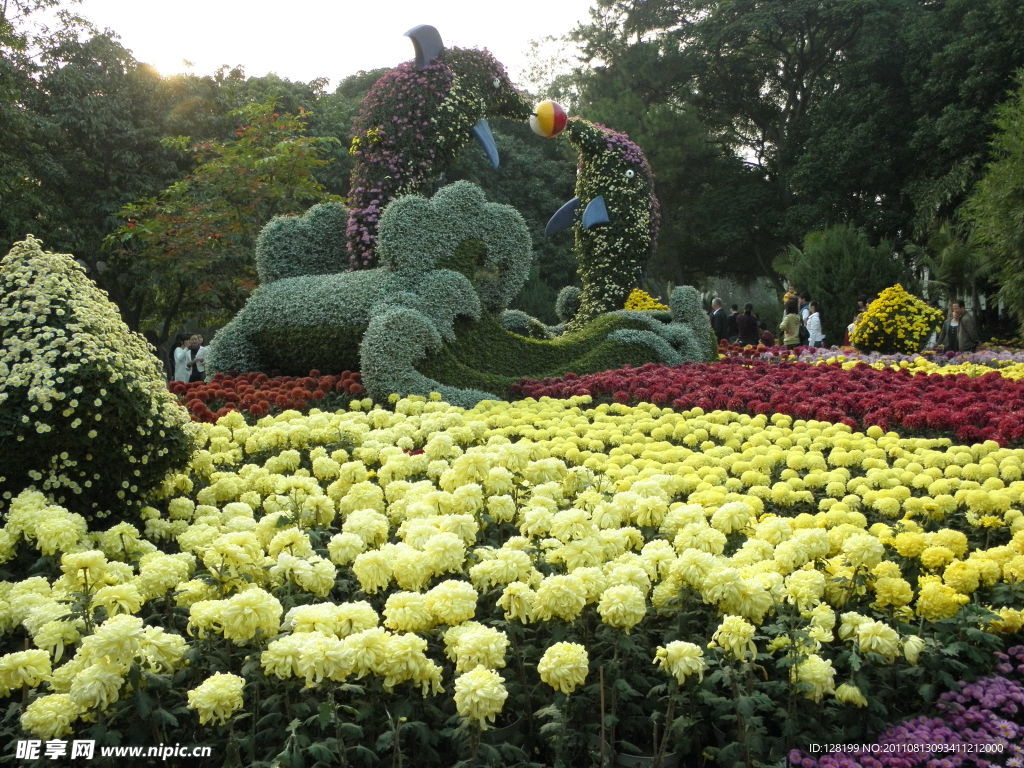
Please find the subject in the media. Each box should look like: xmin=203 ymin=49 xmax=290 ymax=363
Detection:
xmin=4 ymin=1 xmax=1024 ymax=337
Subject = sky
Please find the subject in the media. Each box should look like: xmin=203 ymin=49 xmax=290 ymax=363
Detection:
xmin=70 ymin=0 xmax=596 ymax=89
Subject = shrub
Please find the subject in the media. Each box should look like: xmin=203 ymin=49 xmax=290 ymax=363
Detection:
xmin=670 ymin=285 xmax=717 ymax=360
xmin=417 ymin=312 xmax=693 ymax=398
xmin=555 ymin=286 xmax=581 ymax=324
xmin=378 ymin=181 xmax=532 ymax=312
xmin=499 ymin=309 xmax=554 ymax=339
xmin=255 ymin=202 xmax=349 ymax=283
xmin=775 ymin=225 xmax=915 ymax=343
xmin=0 ymin=237 xmax=195 ymax=519
xmin=850 ymin=284 xmax=944 ymax=354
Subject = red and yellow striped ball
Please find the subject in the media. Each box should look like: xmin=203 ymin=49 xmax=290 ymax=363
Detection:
xmin=530 ymin=100 xmax=567 ymax=138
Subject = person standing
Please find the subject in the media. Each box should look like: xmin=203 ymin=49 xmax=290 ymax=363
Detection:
xmin=799 ymin=293 xmax=812 ymax=325
xmin=806 ymin=301 xmax=825 ymax=347
xmin=188 ymin=334 xmax=207 ymax=383
xmin=779 ymin=297 xmax=802 ymax=349
xmin=938 ymin=300 xmax=979 ymax=353
xmin=172 ymin=334 xmax=192 ymax=383
xmin=709 ymin=297 xmax=730 ymax=341
xmin=735 ymin=303 xmax=759 ymax=346
xmin=727 ymin=304 xmax=740 ymax=340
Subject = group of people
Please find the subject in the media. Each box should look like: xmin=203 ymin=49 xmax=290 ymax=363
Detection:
xmin=777 ymin=293 xmax=826 ymax=349
xmin=171 ymin=333 xmax=207 ymax=383
xmin=711 ymin=291 xmax=981 ymax=353
xmin=708 ymin=298 xmax=779 ymax=347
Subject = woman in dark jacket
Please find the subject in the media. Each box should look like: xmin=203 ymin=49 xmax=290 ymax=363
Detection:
xmin=735 ymin=303 xmax=760 ymax=346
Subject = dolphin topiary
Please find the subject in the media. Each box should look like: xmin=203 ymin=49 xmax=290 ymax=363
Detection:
xmin=546 ymin=118 xmax=661 ymax=329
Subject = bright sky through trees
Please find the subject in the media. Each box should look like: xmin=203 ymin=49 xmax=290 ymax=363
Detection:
xmin=73 ymin=0 xmax=594 ymax=87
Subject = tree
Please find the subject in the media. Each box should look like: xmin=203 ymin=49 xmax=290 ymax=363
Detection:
xmin=565 ymin=0 xmax=1024 ymax=279
xmin=104 ymin=104 xmax=338 ymax=344
xmin=774 ymin=224 xmax=914 ymax=344
xmin=963 ymin=73 xmax=1024 ymax=334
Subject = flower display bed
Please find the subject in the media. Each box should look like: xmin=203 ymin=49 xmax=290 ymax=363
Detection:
xmin=2 ymin=396 xmax=1023 ymax=766
xmin=169 ymin=370 xmax=363 ymax=422
xmin=514 ymin=360 xmax=1024 ymax=446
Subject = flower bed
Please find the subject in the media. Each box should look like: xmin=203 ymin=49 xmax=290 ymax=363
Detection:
xmin=169 ymin=370 xmax=363 ymax=422
xmin=789 ymin=645 xmax=1024 ymax=767
xmin=719 ymin=343 xmax=1024 ymax=380
xmin=2 ymin=397 xmax=1023 ymax=767
xmin=513 ymin=360 xmax=1024 ymax=446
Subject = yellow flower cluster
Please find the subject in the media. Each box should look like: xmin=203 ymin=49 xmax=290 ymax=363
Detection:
xmin=624 ymin=288 xmax=669 ymax=311
xmin=3 ymin=394 xmax=1024 ymax=727
xmin=538 ymin=641 xmax=589 ymax=693
xmin=810 ymin=354 xmax=1024 ymax=381
xmin=187 ymin=672 xmax=245 ymax=726
xmin=849 ymin=284 xmax=943 ymax=354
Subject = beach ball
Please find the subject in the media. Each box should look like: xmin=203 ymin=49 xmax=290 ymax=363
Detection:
xmin=530 ymin=100 xmax=567 ymax=138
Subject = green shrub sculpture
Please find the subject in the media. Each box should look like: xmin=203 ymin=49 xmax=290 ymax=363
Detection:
xmin=0 ymin=237 xmax=195 ymax=519
xmin=208 ymin=181 xmax=528 ymax=379
xmin=555 ymin=285 xmax=581 ymax=324
xmin=671 ymin=285 xmax=718 ymax=359
xmin=210 ymin=182 xmax=714 ymax=407
xmin=255 ymin=202 xmax=349 ymax=283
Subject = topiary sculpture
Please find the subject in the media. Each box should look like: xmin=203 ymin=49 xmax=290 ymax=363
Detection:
xmin=546 ymin=118 xmax=660 ymax=329
xmin=346 ymin=25 xmax=531 ymax=269
xmin=0 ymin=236 xmax=196 ymax=520
xmin=255 ymin=202 xmax=349 ymax=283
xmin=671 ymin=285 xmax=718 ymax=360
xmin=207 ymin=181 xmax=530 ymax=383
xmin=209 ymin=181 xmax=713 ymax=407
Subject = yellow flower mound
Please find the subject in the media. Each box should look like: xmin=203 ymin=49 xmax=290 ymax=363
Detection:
xmin=187 ymin=672 xmax=245 ymax=726
xmin=849 ymin=284 xmax=943 ymax=354
xmin=538 ymin=641 xmax=589 ymax=693
xmin=624 ymin=288 xmax=669 ymax=311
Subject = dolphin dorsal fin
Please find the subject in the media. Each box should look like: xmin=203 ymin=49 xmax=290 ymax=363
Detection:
xmin=406 ymin=25 xmax=444 ymax=69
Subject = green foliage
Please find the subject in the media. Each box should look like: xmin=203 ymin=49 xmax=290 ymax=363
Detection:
xmin=255 ymin=203 xmax=349 ymax=283
xmin=104 ymin=104 xmax=338 ymax=342
xmin=963 ymin=72 xmax=1024 ymax=335
xmin=562 ymin=0 xmax=1024 ymax=281
xmin=499 ymin=309 xmax=555 ymax=340
xmin=555 ymin=286 xmax=581 ymax=324
xmin=0 ymin=237 xmax=195 ymax=519
xmin=775 ymin=225 xmax=915 ymax=344
xmin=417 ymin=313 xmax=664 ymax=397
xmin=209 ymin=182 xmax=524 ymax=402
xmin=670 ymin=286 xmax=717 ymax=360
xmin=377 ymin=181 xmax=532 ymax=312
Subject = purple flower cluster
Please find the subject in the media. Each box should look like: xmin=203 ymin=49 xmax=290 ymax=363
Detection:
xmin=788 ymin=646 xmax=1024 ymax=768
xmin=346 ymin=60 xmax=454 ymax=268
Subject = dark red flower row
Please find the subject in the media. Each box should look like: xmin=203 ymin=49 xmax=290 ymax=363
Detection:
xmin=169 ymin=370 xmax=363 ymax=423
xmin=513 ymin=360 xmax=1024 ymax=446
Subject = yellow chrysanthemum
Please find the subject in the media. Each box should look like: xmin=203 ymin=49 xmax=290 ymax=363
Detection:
xmin=538 ymin=642 xmax=589 ymax=694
